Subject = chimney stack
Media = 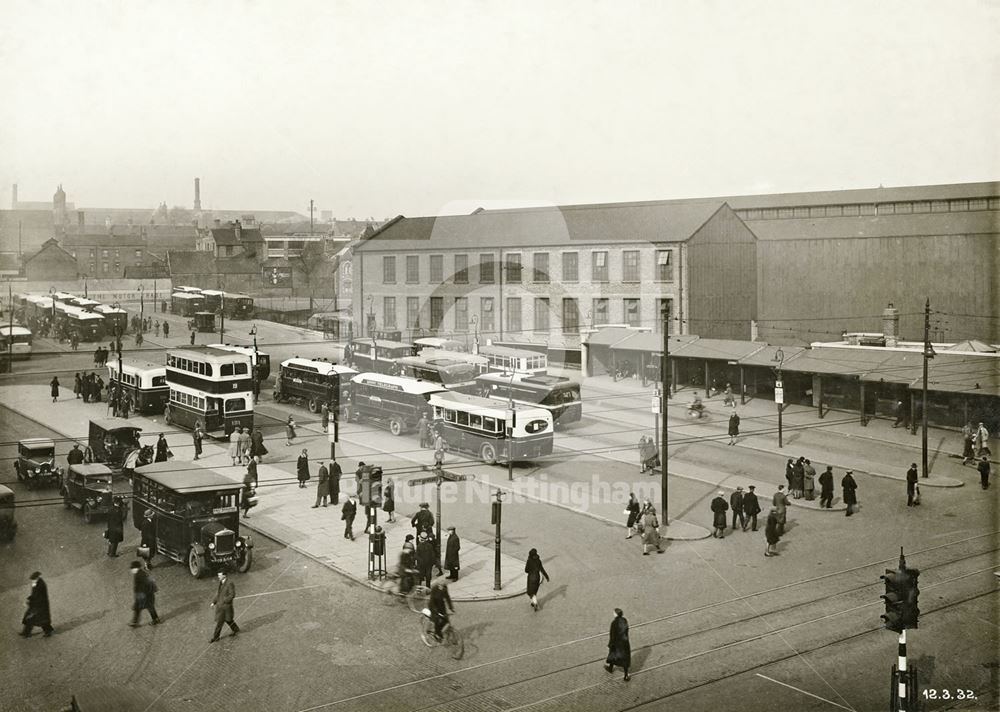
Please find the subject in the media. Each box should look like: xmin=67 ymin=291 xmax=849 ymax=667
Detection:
xmin=194 ymin=177 xmax=202 ymax=211
xmin=11 ymin=183 xmax=17 ymax=209
xmin=882 ymin=303 xmax=900 ymax=347
xmin=77 ymin=211 xmax=85 ymax=228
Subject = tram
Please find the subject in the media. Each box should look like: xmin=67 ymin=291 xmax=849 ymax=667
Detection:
xmin=428 ymin=391 xmax=554 ymax=465
xmin=163 ymin=347 xmax=254 ymax=435
xmin=107 ymin=359 xmax=169 ymax=414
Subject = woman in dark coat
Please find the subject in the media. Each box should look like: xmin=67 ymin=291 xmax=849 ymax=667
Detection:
xmin=842 ymin=470 xmax=859 ymax=516
xmin=624 ymin=492 xmax=641 ymax=539
xmin=605 ymin=608 xmax=631 ymax=681
xmin=155 ymin=434 xmax=169 ymax=463
xmin=784 ymin=459 xmax=794 ymax=491
xmin=764 ymin=509 xmax=781 ymax=557
xmin=50 ymin=377 xmax=60 ymax=403
xmin=524 ymin=548 xmax=550 ymax=610
xmin=21 ymin=571 xmax=53 ymax=637
xmin=296 ymin=449 xmax=310 ymax=488
xmin=74 ymin=373 xmax=82 ymax=399
xmin=791 ymin=457 xmax=805 ymax=498
xmin=250 ymin=428 xmax=268 ymax=459
xmin=382 ymin=478 xmax=395 ymax=523
xmin=727 ymin=411 xmax=740 ymax=445
xmin=710 ymin=491 xmax=729 ymax=538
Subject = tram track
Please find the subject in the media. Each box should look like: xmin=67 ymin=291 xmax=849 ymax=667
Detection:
xmin=299 ymin=533 xmax=999 ymax=712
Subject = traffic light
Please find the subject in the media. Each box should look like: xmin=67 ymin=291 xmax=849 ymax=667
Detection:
xmin=901 ymin=567 xmax=919 ymax=629
xmin=881 ymin=562 xmax=920 ymax=632
xmin=359 ymin=466 xmax=383 ymax=506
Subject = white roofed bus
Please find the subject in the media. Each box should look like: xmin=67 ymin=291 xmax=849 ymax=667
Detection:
xmin=348 ymin=372 xmax=446 ymax=436
xmin=275 ymin=358 xmax=356 ymax=414
xmin=108 ymin=358 xmax=169 ymax=415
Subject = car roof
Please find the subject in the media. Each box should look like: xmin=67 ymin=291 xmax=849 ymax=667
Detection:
xmin=70 ymin=464 xmax=114 ymax=476
xmin=135 ymin=462 xmax=242 ymax=493
xmin=19 ymin=438 xmax=55 ymax=448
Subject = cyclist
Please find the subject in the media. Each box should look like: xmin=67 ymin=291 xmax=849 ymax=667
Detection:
xmin=689 ymin=395 xmax=705 ymax=417
xmin=428 ymin=576 xmax=454 ymax=640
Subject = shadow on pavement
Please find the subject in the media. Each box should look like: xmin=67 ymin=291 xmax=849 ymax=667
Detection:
xmin=58 ymin=608 xmax=112 ymax=634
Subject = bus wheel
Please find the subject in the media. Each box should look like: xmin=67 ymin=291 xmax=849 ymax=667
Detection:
xmin=389 ymin=418 xmax=404 ymax=436
xmin=188 ymin=548 xmax=207 ymax=578
xmin=308 ymin=398 xmax=319 ymax=414
xmin=163 ymin=406 xmax=173 ymax=426
xmin=480 ymin=442 xmax=497 ymax=465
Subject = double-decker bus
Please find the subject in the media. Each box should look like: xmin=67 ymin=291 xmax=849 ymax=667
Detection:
xmin=349 ymin=339 xmax=417 ymax=374
xmin=474 ymin=372 xmax=582 ymax=426
xmin=164 ymin=347 xmax=254 ymax=435
xmin=428 ymin=391 xmax=554 ymax=465
xmin=395 ymin=354 xmax=480 ymax=392
xmin=200 ymin=289 xmax=225 ymax=313
xmin=348 ymin=372 xmax=446 ymax=435
xmin=171 ymin=292 xmax=206 ymax=316
xmin=107 ymin=359 xmax=169 ymax=414
xmin=478 ymin=345 xmax=548 ymax=375
xmin=208 ymin=343 xmax=271 ymax=383
xmin=55 ymin=302 xmax=106 ymax=342
xmin=274 ymin=358 xmax=357 ymax=413
xmin=94 ymin=304 xmax=128 ymax=336
xmin=222 ymin=293 xmax=254 ymax=319
xmin=0 ymin=326 xmax=33 ymax=359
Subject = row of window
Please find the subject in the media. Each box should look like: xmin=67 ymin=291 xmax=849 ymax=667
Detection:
xmin=438 ymin=407 xmax=503 ymax=434
xmin=382 ymin=250 xmax=674 ymax=285
xmin=166 ymin=356 xmax=249 ymax=377
xmin=168 ymin=389 xmax=249 ymax=414
xmin=71 ymin=249 xmax=143 ymax=259
xmin=735 ymin=197 xmax=1000 ymax=221
xmin=379 ymin=296 xmax=675 ymax=334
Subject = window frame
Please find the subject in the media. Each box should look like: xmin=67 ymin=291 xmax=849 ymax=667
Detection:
xmin=454 ymin=254 xmax=468 ymax=284
xmin=655 ymin=250 xmax=674 ymax=282
xmin=591 ymin=250 xmax=609 ymax=282
xmin=561 ymin=251 xmax=578 ymax=283
xmin=405 ymin=255 xmax=419 ymax=284
xmin=429 ymin=254 xmax=443 ymax=284
xmin=382 ymin=255 xmax=397 ymax=284
xmin=505 ymin=252 xmax=522 ymax=284
xmin=622 ymin=250 xmax=640 ymax=282
xmin=479 ymin=253 xmax=495 ymax=284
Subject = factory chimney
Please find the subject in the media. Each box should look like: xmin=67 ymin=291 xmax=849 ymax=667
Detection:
xmin=883 ymin=303 xmax=900 ymax=347
xmin=194 ymin=177 xmax=202 ymax=211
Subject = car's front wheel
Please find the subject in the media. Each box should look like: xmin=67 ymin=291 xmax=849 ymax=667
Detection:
xmin=236 ymin=546 xmax=253 ymax=573
xmin=188 ymin=548 xmax=207 ymax=578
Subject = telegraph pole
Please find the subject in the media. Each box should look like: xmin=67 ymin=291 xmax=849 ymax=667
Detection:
xmin=309 ymin=199 xmax=315 ymax=235
xmin=660 ymin=306 xmax=669 ymax=522
xmin=921 ymin=299 xmax=933 ymax=478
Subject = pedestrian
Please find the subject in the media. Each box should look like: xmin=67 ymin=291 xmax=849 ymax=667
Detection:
xmin=411 ymin=501 xmax=434 ymax=536
xmin=730 ymin=487 xmax=746 ymax=531
xmin=819 ymin=465 xmax=835 ymax=508
xmin=417 ymin=412 xmax=431 ymax=449
xmin=398 ymin=536 xmax=417 ymax=593
xmin=975 ymin=422 xmax=991 ymax=458
xmin=135 ymin=331 xmax=143 ymax=347
xmin=129 ymin=560 xmax=161 ymax=627
xmin=803 ymin=459 xmax=816 ymax=501
xmin=524 ymin=547 xmax=550 ymax=610
xmin=312 ymin=460 xmax=330 ymax=507
xmin=192 ymin=424 xmax=204 ymax=460
xmin=791 ymin=457 xmax=805 ymax=499
xmin=50 ymin=376 xmax=60 ymax=403
xmin=139 ymin=509 xmax=157 ymax=568
xmin=727 ymin=411 xmax=740 ymax=445
xmin=93 ymin=348 xmax=102 ymax=367
xmin=445 ymin=526 xmax=461 ymax=580
xmin=151 ymin=433 xmax=167 ymax=463
xmin=893 ymin=400 xmax=908 ymax=429
xmin=764 ymin=508 xmax=781 ymax=557
xmin=296 ymin=448 xmax=310 ymax=488
xmin=246 ymin=455 xmax=259 ymax=488
xmin=906 ymin=463 xmax=919 ymax=506
xmin=74 ymin=373 xmax=82 ymax=399
xmin=94 ymin=375 xmax=104 ymax=403
xmin=637 ymin=436 xmax=650 ymax=473
xmin=382 ymin=477 xmax=395 ymax=523
xmin=20 ymin=572 xmax=53 ymax=638
xmin=321 ymin=403 xmax=330 ymax=433
xmin=154 ymin=320 xmax=160 ymax=337
xmin=237 ymin=426 xmax=251 ymax=465
xmin=639 ymin=501 xmax=664 ymax=554
xmin=104 ymin=496 xmax=126 ymax=556
xmin=742 ymin=484 xmax=761 ymax=531
xmin=842 ymin=470 xmax=859 ymax=517
xmin=286 ymin=416 xmax=297 ymax=446
xmin=624 ymin=492 xmax=641 ymax=539
xmin=784 ymin=459 xmax=794 ymax=492
xmin=67 ymin=443 xmax=85 ymax=468
xmin=341 ymin=496 xmax=357 ymax=540
xmin=162 ymin=321 xmax=169 ymax=339
xmin=250 ymin=427 xmax=267 ymax=460
xmin=710 ymin=491 xmax=729 ymax=538
xmin=772 ymin=484 xmax=790 ymax=534
xmin=329 ymin=459 xmax=342 ymax=505
xmin=978 ymin=456 xmax=991 ymax=490
xmin=962 ymin=422 xmax=976 ymax=465
xmin=229 ymin=427 xmax=243 ymax=466
xmin=190 ymin=330 xmax=196 ymax=346
xmin=120 ymin=393 xmax=132 ymax=418
xmin=241 ymin=467 xmax=256 ymax=518
xmin=209 ymin=571 xmax=240 ymax=642
xmin=604 ymin=608 xmax=631 ymax=681
xmin=416 ymin=531 xmax=436 ymax=587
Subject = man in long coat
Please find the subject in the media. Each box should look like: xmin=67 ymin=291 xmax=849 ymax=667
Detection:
xmin=604 ymin=608 xmax=631 ymax=681
xmin=20 ymin=571 xmax=53 ymax=637
xmin=329 ymin=459 xmax=342 ymax=505
xmin=842 ymin=470 xmax=859 ymax=516
xmin=819 ymin=466 xmax=835 ymax=509
xmin=729 ymin=487 xmax=745 ymax=531
xmin=155 ymin=434 xmax=169 ymax=463
xmin=105 ymin=497 xmax=126 ymax=557
xmin=210 ymin=571 xmax=240 ymax=642
xmin=906 ymin=463 xmax=919 ymax=505
xmin=313 ymin=461 xmax=330 ymax=508
xmin=802 ymin=460 xmax=817 ymax=501
xmin=411 ymin=502 xmax=435 ymax=536
xmin=129 ymin=560 xmax=161 ymax=626
xmin=742 ymin=485 xmax=761 ymax=531
xmin=772 ymin=485 xmax=790 ymax=535
xmin=140 ymin=510 xmax=158 ymax=568
xmin=764 ymin=508 xmax=781 ymax=557
xmin=710 ymin=491 xmax=729 ymax=538
xmin=296 ymin=449 xmax=310 ymax=488
xmin=416 ymin=531 xmax=436 ymax=587
xmin=445 ymin=526 xmax=461 ymax=581
xmin=341 ymin=496 xmax=357 ymax=540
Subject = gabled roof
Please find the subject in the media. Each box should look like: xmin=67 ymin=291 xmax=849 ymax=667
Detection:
xmin=24 ymin=237 xmax=77 ymax=265
xmin=210 ymin=225 xmax=264 ymax=245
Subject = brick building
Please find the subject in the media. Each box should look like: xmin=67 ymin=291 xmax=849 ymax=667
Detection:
xmin=23 ymin=237 xmax=78 ymax=281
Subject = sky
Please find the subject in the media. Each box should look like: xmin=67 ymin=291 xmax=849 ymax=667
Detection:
xmin=1 ymin=0 xmax=998 ymax=219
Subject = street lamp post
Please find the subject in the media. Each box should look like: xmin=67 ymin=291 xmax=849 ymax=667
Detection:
xmin=139 ymin=283 xmax=144 ymax=334
xmin=249 ymin=324 xmax=259 ymax=404
xmin=49 ymin=287 xmax=55 ymax=338
xmin=471 ymin=315 xmax=479 ymax=355
xmin=112 ymin=301 xmax=124 ymax=417
xmin=219 ymin=292 xmax=225 ymax=343
xmin=506 ymin=368 xmax=517 ymax=482
xmin=492 ymin=489 xmax=505 ymax=591
xmin=773 ymin=347 xmax=785 ymax=449
xmin=5 ymin=281 xmax=13 ymax=373
xmin=434 ymin=454 xmax=444 ymax=570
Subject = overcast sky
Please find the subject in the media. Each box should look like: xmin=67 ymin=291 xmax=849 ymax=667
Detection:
xmin=1 ymin=0 xmax=997 ymax=219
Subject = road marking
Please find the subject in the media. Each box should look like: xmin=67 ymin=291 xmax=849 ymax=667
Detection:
xmin=237 ymin=583 xmax=325 ymax=599
xmin=756 ymin=674 xmax=857 ymax=711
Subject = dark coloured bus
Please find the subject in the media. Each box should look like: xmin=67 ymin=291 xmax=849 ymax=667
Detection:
xmin=349 ymin=339 xmax=417 ymax=375
xmin=223 ymin=292 xmax=254 ymax=319
xmin=171 ymin=292 xmax=206 ymax=316
xmin=94 ymin=304 xmax=128 ymax=336
xmin=200 ymin=289 xmax=224 ymax=313
xmin=395 ymin=354 xmax=480 ymax=393
xmin=274 ymin=358 xmax=357 ymax=413
xmin=164 ymin=347 xmax=254 ymax=435
xmin=474 ymin=372 xmax=582 ymax=426
xmin=55 ymin=302 xmax=106 ymax=342
xmin=348 ymin=372 xmax=446 ymax=435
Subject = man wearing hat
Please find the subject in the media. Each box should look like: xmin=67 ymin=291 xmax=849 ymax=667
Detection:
xmin=729 ymin=487 xmax=745 ymax=531
xmin=129 ymin=560 xmax=161 ymax=627
xmin=710 ymin=491 xmax=729 ymax=538
xmin=20 ymin=571 xmax=53 ymax=638
xmin=341 ymin=496 xmax=357 ymax=540
xmin=445 ymin=526 xmax=461 ymax=581
xmin=416 ymin=531 xmax=436 ymax=587
xmin=67 ymin=443 xmax=84 ymax=468
xmin=139 ymin=509 xmax=157 ymax=568
xmin=742 ymin=484 xmax=761 ymax=531
xmin=411 ymin=502 xmax=434 ymax=537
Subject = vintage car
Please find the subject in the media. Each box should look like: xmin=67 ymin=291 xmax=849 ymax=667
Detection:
xmin=62 ymin=463 xmax=130 ymax=523
xmin=0 ymin=484 xmax=16 ymax=540
xmin=14 ymin=438 xmax=62 ymax=489
xmin=131 ymin=462 xmax=253 ymax=578
xmin=88 ymin=419 xmax=143 ymax=473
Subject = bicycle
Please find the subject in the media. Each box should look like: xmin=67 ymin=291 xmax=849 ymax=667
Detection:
xmin=419 ymin=608 xmax=464 ymax=659
xmin=378 ymin=570 xmax=430 ymax=612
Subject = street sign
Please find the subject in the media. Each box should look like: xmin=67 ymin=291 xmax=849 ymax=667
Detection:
xmin=651 ymin=396 xmax=661 ymax=414
xmin=408 ymin=472 xmax=473 ymax=486
xmin=774 ymin=379 xmax=784 ymax=404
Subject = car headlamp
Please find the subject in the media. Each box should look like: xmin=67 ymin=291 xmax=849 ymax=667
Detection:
xmin=208 ymin=542 xmax=215 ymax=550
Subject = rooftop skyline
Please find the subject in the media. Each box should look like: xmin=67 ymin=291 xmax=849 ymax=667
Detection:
xmin=2 ymin=0 xmax=997 ymax=218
